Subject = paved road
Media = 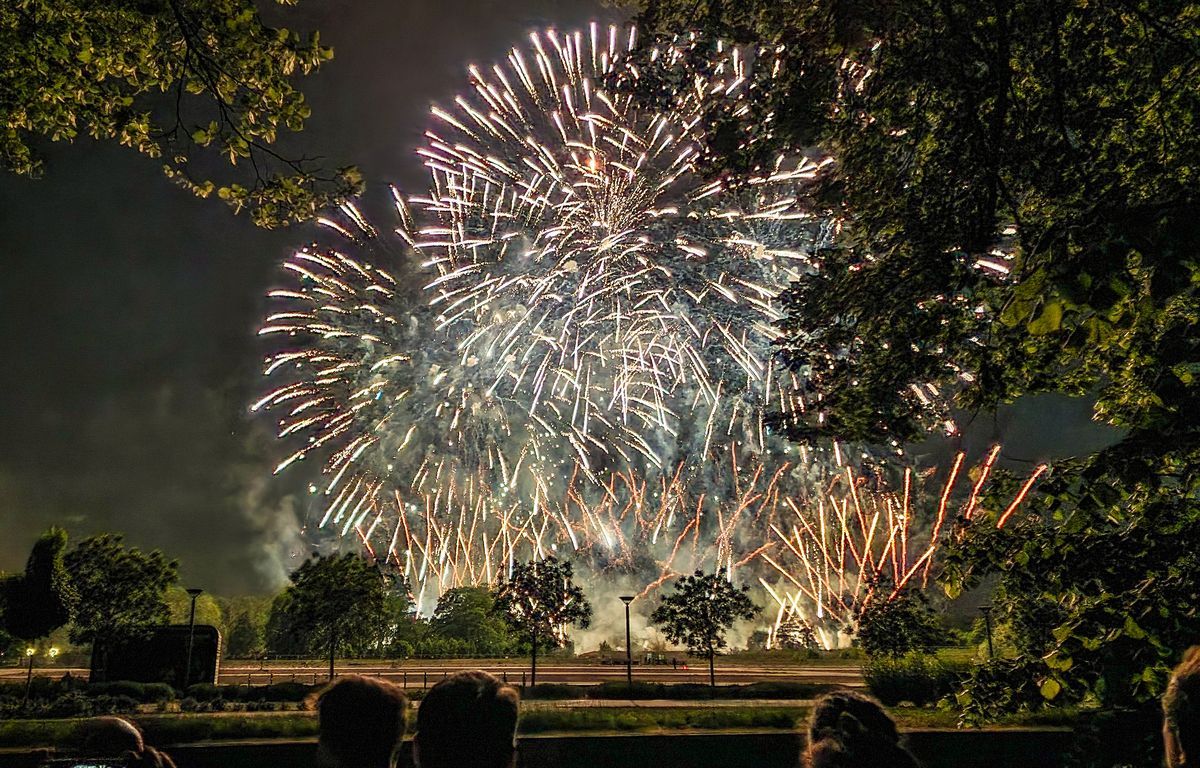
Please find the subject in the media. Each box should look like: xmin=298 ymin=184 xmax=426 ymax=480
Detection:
xmin=0 ymin=661 xmax=862 ymax=688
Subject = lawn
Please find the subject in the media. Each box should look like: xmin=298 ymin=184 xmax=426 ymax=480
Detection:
xmin=0 ymin=703 xmax=1083 ymax=749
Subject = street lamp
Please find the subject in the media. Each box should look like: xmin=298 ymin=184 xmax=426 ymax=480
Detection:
xmin=185 ymin=588 xmax=204 ymax=688
xmin=980 ymin=605 xmax=995 ymax=659
xmin=23 ymin=647 xmax=37 ymax=706
xmin=619 ymin=596 xmax=635 ymax=692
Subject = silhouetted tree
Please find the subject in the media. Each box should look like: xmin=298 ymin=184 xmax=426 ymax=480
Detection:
xmin=651 ymin=571 xmax=759 ymax=686
xmin=493 ymin=557 xmax=592 ymax=685
xmin=268 ymin=552 xmax=387 ymax=678
xmin=776 ymin=617 xmax=818 ymax=651
xmin=853 ymin=579 xmax=941 ymax=658
xmin=224 ymin=612 xmax=264 ymax=659
xmin=66 ymin=534 xmax=178 ymax=647
xmin=1 ymin=528 xmax=75 ymax=643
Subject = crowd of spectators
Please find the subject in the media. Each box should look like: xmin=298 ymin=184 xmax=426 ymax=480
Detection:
xmin=49 ymin=645 xmax=1200 ymax=768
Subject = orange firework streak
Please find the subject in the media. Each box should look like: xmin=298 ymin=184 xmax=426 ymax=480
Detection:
xmin=921 ymin=451 xmax=966 ymax=584
xmin=964 ymin=444 xmax=1003 ymax=520
xmin=996 ymin=464 xmax=1049 ymax=528
xmin=765 ymin=452 xmax=1048 ymax=648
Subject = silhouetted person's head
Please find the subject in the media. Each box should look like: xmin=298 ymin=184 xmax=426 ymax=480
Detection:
xmin=804 ymin=690 xmax=921 ymax=768
xmin=1164 ymin=647 xmax=1200 ymax=768
xmin=414 ymin=671 xmax=519 ymax=768
xmin=78 ymin=716 xmax=144 ymax=756
xmin=316 ymin=675 xmax=410 ymax=768
xmin=75 ymin=717 xmax=177 ymax=767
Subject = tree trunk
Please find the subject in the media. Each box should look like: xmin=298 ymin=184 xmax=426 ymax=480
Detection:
xmin=328 ymin=630 xmax=336 ymax=681
xmin=708 ymin=647 xmax=715 ymax=688
xmin=530 ymin=629 xmax=538 ymax=688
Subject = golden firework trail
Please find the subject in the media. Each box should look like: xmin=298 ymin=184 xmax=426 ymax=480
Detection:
xmin=760 ymin=449 xmax=1048 ymax=649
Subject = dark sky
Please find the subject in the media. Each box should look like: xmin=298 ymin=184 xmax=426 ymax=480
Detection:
xmin=0 ymin=0 xmax=1118 ymax=595
xmin=0 ymin=0 xmax=617 ymax=593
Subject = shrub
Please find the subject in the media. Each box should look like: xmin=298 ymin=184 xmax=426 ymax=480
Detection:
xmin=86 ymin=681 xmax=175 ymax=703
xmin=94 ymin=695 xmax=140 ymax=715
xmin=86 ymin=681 xmax=146 ymax=700
xmin=261 ymin=682 xmax=314 ymax=702
xmin=179 ymin=697 xmax=202 ymax=712
xmin=522 ymin=683 xmax=579 ymax=700
xmin=864 ymin=653 xmax=967 ymax=706
xmin=584 ymin=680 xmax=834 ymax=700
xmin=955 ymin=657 xmax=1067 ymax=725
xmin=40 ymin=692 xmax=95 ymax=718
xmin=184 ymin=683 xmax=220 ymax=702
xmin=721 ymin=681 xmax=836 ymax=699
xmin=515 ymin=706 xmax=804 ymax=734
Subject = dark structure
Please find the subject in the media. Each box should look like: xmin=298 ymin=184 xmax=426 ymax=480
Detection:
xmin=90 ymin=625 xmax=221 ymax=687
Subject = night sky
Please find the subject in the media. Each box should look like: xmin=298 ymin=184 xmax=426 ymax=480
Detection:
xmin=0 ymin=0 xmax=1117 ymax=595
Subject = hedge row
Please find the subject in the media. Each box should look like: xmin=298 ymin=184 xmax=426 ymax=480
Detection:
xmin=523 ymin=680 xmax=842 ymax=701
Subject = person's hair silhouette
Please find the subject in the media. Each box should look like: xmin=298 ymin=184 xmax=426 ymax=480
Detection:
xmin=315 ymin=675 xmax=410 ymax=768
xmin=804 ymin=690 xmax=921 ymax=768
xmin=1165 ymin=647 xmax=1200 ymax=768
xmin=414 ymin=671 xmax=520 ymax=768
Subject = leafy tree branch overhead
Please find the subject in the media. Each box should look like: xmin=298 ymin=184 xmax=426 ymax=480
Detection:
xmin=632 ymin=0 xmax=1200 ymax=712
xmin=0 ymin=0 xmax=362 ymax=228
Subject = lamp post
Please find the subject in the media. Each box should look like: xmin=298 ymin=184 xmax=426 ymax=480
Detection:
xmin=980 ymin=605 xmax=995 ymax=659
xmin=23 ymin=647 xmax=36 ymax=705
xmin=185 ymin=588 xmax=204 ymax=688
xmin=619 ymin=595 xmax=635 ymax=693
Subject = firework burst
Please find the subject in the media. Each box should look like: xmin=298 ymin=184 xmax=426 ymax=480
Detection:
xmin=254 ymin=25 xmax=843 ymax=611
xmin=253 ymin=25 xmax=1039 ymax=622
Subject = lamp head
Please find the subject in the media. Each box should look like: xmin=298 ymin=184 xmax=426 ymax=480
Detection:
xmin=25 ymin=647 xmax=36 ymax=657
xmin=48 ymin=647 xmax=59 ymax=658
xmin=186 ymin=588 xmax=204 ymax=598
xmin=619 ymin=595 xmax=635 ymax=605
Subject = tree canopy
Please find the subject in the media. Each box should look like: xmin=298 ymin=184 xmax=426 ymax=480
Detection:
xmin=0 ymin=0 xmax=361 ymax=227
xmin=430 ymin=586 xmax=518 ymax=657
xmin=0 ymin=528 xmax=75 ymax=642
xmin=267 ymin=552 xmax=387 ymax=676
xmin=493 ymin=557 xmax=592 ymax=685
xmin=65 ymin=534 xmax=178 ymax=645
xmin=166 ymin=585 xmax=222 ymax=627
xmin=853 ymin=578 xmax=942 ymax=659
xmin=650 ymin=570 xmax=759 ymax=686
xmin=633 ymin=0 xmax=1200 ymax=711
xmin=224 ymin=611 xmax=264 ymax=659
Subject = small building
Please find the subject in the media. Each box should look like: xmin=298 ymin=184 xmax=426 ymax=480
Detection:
xmin=90 ymin=624 xmax=221 ymax=688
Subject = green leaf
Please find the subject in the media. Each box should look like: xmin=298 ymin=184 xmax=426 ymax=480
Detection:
xmin=1040 ymin=678 xmax=1061 ymax=701
xmin=1027 ymin=301 xmax=1064 ymax=335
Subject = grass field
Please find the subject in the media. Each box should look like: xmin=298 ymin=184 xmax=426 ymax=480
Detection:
xmin=0 ymin=703 xmax=1085 ymax=749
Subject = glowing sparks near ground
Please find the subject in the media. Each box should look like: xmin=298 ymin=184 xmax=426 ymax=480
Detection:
xmin=760 ymin=450 xmax=1047 ymax=649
